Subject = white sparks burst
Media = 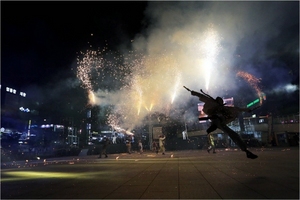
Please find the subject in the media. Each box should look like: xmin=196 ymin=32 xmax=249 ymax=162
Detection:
xmin=76 ymin=49 xmax=106 ymax=91
xmin=88 ymin=90 xmax=96 ymax=105
xmin=171 ymin=71 xmax=181 ymax=104
xmin=201 ymin=25 xmax=221 ymax=92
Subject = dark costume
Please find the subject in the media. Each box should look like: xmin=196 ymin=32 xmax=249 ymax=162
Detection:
xmin=187 ymin=87 xmax=258 ymax=159
xmin=98 ymin=137 xmax=110 ymax=158
xmin=125 ymin=140 xmax=131 ymax=154
xmin=153 ymin=140 xmax=158 ymax=154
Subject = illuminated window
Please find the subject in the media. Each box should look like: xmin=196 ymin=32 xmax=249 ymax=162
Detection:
xmin=20 ymin=92 xmax=26 ymax=97
xmin=6 ymin=87 xmax=17 ymax=94
xmin=19 ymin=107 xmax=30 ymax=112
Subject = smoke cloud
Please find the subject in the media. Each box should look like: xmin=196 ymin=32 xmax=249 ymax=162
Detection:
xmin=85 ymin=1 xmax=298 ymax=131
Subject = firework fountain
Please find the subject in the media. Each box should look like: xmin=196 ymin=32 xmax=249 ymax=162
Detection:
xmin=201 ymin=25 xmax=221 ymax=92
xmin=76 ymin=26 xmax=265 ymax=138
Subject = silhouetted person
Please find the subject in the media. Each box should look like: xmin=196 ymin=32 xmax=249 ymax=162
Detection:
xmin=207 ymin=133 xmax=216 ymax=153
xmin=159 ymin=135 xmax=166 ymax=155
xmin=138 ymin=140 xmax=143 ymax=154
xmin=185 ymin=86 xmax=258 ymax=159
xmin=126 ymin=139 xmax=131 ymax=154
xmin=112 ymin=134 xmax=117 ymax=144
xmin=152 ymin=140 xmax=158 ymax=154
xmin=98 ymin=136 xmax=110 ymax=158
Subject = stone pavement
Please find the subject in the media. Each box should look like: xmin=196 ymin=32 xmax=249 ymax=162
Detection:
xmin=1 ymin=147 xmax=299 ymax=199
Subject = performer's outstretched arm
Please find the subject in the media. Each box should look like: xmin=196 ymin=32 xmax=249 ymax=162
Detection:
xmin=183 ymin=86 xmax=213 ymax=103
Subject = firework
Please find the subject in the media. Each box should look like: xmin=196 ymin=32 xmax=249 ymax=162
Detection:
xmin=76 ymin=49 xmax=106 ymax=91
xmin=201 ymin=25 xmax=221 ymax=91
xmin=171 ymin=70 xmax=182 ymax=104
xmin=237 ymin=71 xmax=265 ymax=105
xmin=75 ymin=24 xmax=235 ymax=132
xmin=88 ymin=90 xmax=95 ymax=105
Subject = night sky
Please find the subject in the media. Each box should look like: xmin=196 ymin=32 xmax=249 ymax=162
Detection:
xmin=2 ymin=1 xmax=147 ymax=87
xmin=2 ymin=1 xmax=299 ymax=126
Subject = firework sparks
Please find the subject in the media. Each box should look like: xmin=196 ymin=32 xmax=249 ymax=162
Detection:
xmin=76 ymin=49 xmax=106 ymax=91
xmin=107 ymin=112 xmax=135 ymax=136
xmin=171 ymin=71 xmax=181 ymax=104
xmin=237 ymin=71 xmax=265 ymax=105
xmin=144 ymin=102 xmax=154 ymax=111
xmin=149 ymin=103 xmax=154 ymax=111
xmin=201 ymin=25 xmax=221 ymax=91
xmin=88 ymin=90 xmax=96 ymax=105
xmin=136 ymin=86 xmax=143 ymax=116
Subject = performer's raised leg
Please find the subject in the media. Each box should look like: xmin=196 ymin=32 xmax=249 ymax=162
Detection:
xmin=220 ymin=124 xmax=258 ymax=159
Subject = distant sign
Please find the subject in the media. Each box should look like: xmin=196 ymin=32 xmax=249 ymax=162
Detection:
xmin=198 ymin=97 xmax=234 ymax=123
xmin=247 ymin=98 xmax=260 ymax=108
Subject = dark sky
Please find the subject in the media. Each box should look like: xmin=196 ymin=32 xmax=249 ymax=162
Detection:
xmin=2 ymin=1 xmax=148 ymax=88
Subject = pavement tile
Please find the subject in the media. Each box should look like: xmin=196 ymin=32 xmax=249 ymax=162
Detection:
xmin=179 ymin=186 xmax=221 ymax=199
xmin=141 ymin=191 xmax=179 ymax=199
xmin=245 ymin=181 xmax=299 ymax=199
xmin=151 ymin=179 xmax=179 ymax=186
xmin=104 ymin=192 xmax=144 ymax=199
xmin=123 ymin=179 xmax=154 ymax=186
xmin=146 ymin=185 xmax=179 ymax=192
xmin=179 ymin=179 xmax=208 ymax=185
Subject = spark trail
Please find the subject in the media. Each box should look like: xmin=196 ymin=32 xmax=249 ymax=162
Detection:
xmin=201 ymin=25 xmax=221 ymax=92
xmin=237 ymin=71 xmax=266 ymax=105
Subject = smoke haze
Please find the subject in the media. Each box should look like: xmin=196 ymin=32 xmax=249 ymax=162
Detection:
xmin=82 ymin=2 xmax=298 ymax=131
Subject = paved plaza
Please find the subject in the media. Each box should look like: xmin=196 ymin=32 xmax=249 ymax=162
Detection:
xmin=1 ymin=147 xmax=299 ymax=199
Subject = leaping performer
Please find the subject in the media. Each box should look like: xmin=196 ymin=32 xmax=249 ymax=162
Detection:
xmin=184 ymin=86 xmax=259 ymax=159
